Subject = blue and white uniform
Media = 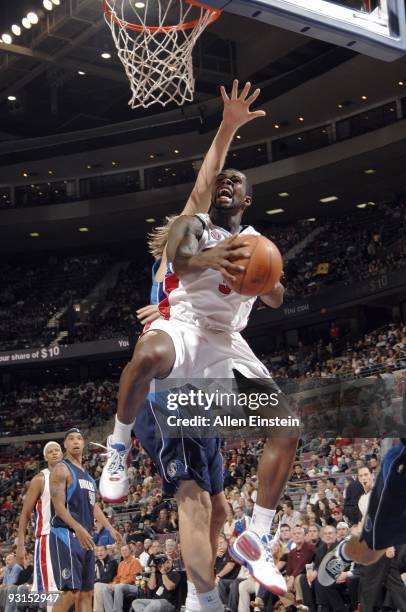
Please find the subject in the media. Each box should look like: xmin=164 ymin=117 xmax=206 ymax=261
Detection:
xmin=360 ymin=437 xmax=406 ymax=550
xmin=49 ymin=460 xmax=97 ymax=592
xmin=134 ymin=229 xmax=224 ymax=497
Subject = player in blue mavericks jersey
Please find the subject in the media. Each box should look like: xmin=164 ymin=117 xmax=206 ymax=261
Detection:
xmin=49 ymin=429 xmax=120 ymax=612
xmin=318 ymin=387 xmax=406 ymax=586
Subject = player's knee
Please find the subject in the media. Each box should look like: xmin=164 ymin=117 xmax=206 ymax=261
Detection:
xmin=126 ymin=345 xmax=166 ymax=381
xmin=176 ymin=481 xmax=212 ymax=523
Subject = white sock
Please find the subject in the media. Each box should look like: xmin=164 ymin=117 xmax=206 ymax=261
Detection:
xmin=185 ymin=582 xmax=200 ymax=611
xmin=111 ymin=416 xmax=132 ymax=448
xmin=196 ymin=588 xmax=223 ymax=612
xmin=250 ymin=504 xmax=276 ymax=537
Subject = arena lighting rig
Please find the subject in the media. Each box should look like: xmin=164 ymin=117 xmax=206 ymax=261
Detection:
xmin=1 ymin=0 xmax=62 ymax=46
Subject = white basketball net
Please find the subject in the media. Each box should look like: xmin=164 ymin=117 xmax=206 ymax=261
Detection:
xmin=103 ymin=0 xmax=221 ymax=109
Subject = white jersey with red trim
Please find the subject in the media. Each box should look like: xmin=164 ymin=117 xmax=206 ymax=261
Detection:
xmin=168 ymin=213 xmax=259 ymax=332
xmin=34 ymin=468 xmax=51 ymax=536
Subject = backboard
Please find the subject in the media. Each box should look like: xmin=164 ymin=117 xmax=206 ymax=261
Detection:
xmin=205 ymin=0 xmax=406 ymax=61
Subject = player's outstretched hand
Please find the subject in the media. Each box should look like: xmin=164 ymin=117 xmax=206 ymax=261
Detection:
xmin=136 ymin=304 xmax=162 ymax=325
xmin=201 ymin=235 xmax=250 ymax=283
xmin=221 ymin=79 xmax=266 ymax=130
xmin=75 ymin=525 xmax=95 ymax=551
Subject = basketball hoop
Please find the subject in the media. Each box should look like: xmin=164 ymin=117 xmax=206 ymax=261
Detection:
xmin=103 ymin=0 xmax=222 ymax=109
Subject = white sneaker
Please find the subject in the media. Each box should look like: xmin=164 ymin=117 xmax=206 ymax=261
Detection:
xmin=98 ymin=435 xmax=131 ymax=503
xmin=318 ymin=540 xmax=351 ymax=587
xmin=229 ymin=531 xmax=287 ymax=595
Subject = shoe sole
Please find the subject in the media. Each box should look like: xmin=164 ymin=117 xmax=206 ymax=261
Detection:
xmin=100 ymin=494 xmax=128 ymax=503
xmin=229 ymin=534 xmax=287 ymax=596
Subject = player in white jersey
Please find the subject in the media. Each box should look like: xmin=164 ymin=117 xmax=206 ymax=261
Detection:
xmin=16 ymin=442 xmax=64 ymax=595
xmin=100 ymin=83 xmax=298 ymax=608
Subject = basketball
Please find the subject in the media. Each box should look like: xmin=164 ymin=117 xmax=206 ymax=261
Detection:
xmin=228 ymin=235 xmax=283 ymax=297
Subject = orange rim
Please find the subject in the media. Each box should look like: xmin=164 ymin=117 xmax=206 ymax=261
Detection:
xmin=103 ymin=0 xmax=222 ymax=32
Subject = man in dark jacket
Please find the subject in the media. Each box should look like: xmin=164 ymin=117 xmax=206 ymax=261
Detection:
xmin=94 ymin=545 xmax=118 ymax=612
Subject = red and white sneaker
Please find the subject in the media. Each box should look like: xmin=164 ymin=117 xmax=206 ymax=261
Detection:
xmin=98 ymin=436 xmax=131 ymax=503
xmin=229 ymin=531 xmax=287 ymax=595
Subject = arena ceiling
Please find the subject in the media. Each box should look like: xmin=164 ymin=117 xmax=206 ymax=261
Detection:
xmin=1 ymin=1 xmax=406 ymax=253
xmin=0 ymin=0 xmax=404 ymax=143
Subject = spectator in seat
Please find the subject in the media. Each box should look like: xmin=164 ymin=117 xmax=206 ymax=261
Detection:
xmin=357 ymin=465 xmax=374 ymax=523
xmin=336 ymin=521 xmax=350 ymax=542
xmin=215 ymin=534 xmax=238 ymax=585
xmin=102 ymin=544 xmax=143 ymax=612
xmin=223 ymin=503 xmax=236 ymax=540
xmin=233 ymin=507 xmax=250 ymax=537
xmin=343 ymin=473 xmax=363 ymax=526
xmin=155 ymin=509 xmax=172 ymax=534
xmin=279 ymin=523 xmax=294 ymax=552
xmin=299 ymin=525 xmax=338 ymax=612
xmin=93 ymin=517 xmax=116 ymax=546
xmin=132 ymin=555 xmax=181 ymax=612
xmin=305 ymin=524 xmax=322 ymax=549
xmin=139 ymin=539 xmax=152 ymax=569
xmin=0 ymin=554 xmax=22 ymax=611
xmin=280 ymin=500 xmax=302 ymax=530
xmin=93 ymin=545 xmax=118 ymax=612
xmin=329 ymin=506 xmax=344 ymax=527
xmin=290 ymin=463 xmax=308 ymax=483
xmin=275 ymin=526 xmax=315 ymax=609
xmin=3 ymin=553 xmax=33 ymax=612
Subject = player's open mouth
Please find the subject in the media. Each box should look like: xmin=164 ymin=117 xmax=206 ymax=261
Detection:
xmin=217 ymin=187 xmax=233 ymax=202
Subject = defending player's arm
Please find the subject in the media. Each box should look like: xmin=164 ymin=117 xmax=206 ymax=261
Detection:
xmin=94 ymin=503 xmax=122 ymax=544
xmin=50 ymin=463 xmax=94 ymax=550
xmin=167 ymin=216 xmax=250 ymax=283
xmin=181 ymin=79 xmax=266 ymax=217
xmin=260 ymin=280 xmax=285 ymax=308
xmin=16 ymin=474 xmax=44 ymax=566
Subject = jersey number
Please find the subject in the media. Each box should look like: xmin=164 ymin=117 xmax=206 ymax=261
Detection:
xmin=218 ymin=282 xmax=231 ymax=295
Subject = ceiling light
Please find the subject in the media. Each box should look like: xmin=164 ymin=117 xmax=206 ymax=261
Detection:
xmin=1 ymin=33 xmax=12 ymax=44
xmin=274 ymin=124 xmax=280 ymax=129
xmin=111 ymin=161 xmax=116 ymax=166
xmin=7 ymin=95 xmax=16 ymax=101
xmin=364 ymin=168 xmax=376 ymax=174
xmin=52 ymin=0 xmax=61 ymax=5
xmin=338 ymin=104 xmax=343 ymax=109
xmin=78 ymin=227 xmax=89 ymax=232
xmin=398 ymin=80 xmax=404 ymax=85
xmin=135 ymin=1 xmax=146 ymax=7
xmin=27 ymin=12 xmax=39 ymax=24
xmin=11 ymin=25 xmax=21 ymax=36
xmin=174 ymin=149 xmax=180 ymax=154
xmin=149 ymin=154 xmax=155 ymax=159
xmin=101 ymin=52 xmax=111 ymax=59
xmin=48 ymin=170 xmax=53 ymax=175
xmin=22 ymin=172 xmax=28 ymax=177
xmin=320 ymin=196 xmax=338 ymax=203
xmin=236 ymin=134 xmax=241 ymax=139
xmin=78 ymin=70 xmax=86 ymax=76
xmin=299 ymin=116 xmax=304 ymax=121
xmin=307 ymin=217 xmax=316 ymax=221
xmin=266 ymin=208 xmax=284 ymax=215
xmin=278 ymin=192 xmax=289 ymax=198
xmin=86 ymin=164 xmax=92 ymax=169
xmin=361 ymin=95 xmax=367 ymax=100
xmin=43 ymin=0 xmax=53 ymax=10
xmin=30 ymin=232 xmax=40 ymax=237
xmin=357 ymin=203 xmax=367 ymax=208
xmin=145 ymin=218 xmax=156 ymax=223
xmin=22 ymin=17 xmax=32 ymax=28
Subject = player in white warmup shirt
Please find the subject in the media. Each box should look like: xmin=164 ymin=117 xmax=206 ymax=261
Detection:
xmin=100 ymin=82 xmax=299 ymax=608
xmin=16 ymin=442 xmax=64 ymax=595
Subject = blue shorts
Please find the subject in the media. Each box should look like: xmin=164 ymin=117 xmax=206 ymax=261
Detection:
xmin=49 ymin=527 xmax=95 ymax=592
xmin=134 ymin=397 xmax=224 ymax=497
xmin=361 ymin=439 xmax=406 ymax=550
